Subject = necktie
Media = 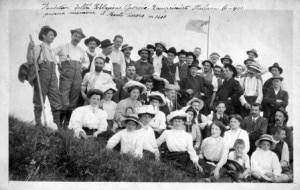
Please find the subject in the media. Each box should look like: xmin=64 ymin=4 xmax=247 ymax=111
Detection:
xmin=105 ymin=57 xmax=110 ymax=63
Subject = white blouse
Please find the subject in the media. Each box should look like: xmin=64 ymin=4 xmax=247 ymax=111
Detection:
xmin=138 ymin=126 xmax=158 ymax=153
xmin=101 ymin=100 xmax=117 ymax=120
xmin=224 ymin=128 xmax=250 ymax=153
xmin=156 ymin=129 xmax=199 ymax=163
xmin=68 ymin=105 xmax=108 ymax=137
xmin=251 ymin=148 xmax=282 ymax=176
xmin=149 ymin=110 xmax=166 ymax=132
xmin=106 ymin=129 xmax=143 ymax=158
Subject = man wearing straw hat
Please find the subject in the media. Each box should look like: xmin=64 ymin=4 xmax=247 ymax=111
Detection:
xmin=239 ymin=62 xmax=263 ymax=118
xmin=26 ymin=26 xmax=62 ymax=127
xmin=55 ymin=28 xmax=89 ymax=128
xmin=121 ymin=44 xmax=135 ymax=67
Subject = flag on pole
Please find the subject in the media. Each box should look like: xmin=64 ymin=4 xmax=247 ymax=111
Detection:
xmin=186 ymin=19 xmax=209 ymax=33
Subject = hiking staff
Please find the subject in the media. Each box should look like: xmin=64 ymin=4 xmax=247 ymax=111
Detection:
xmin=29 ymin=34 xmax=47 ymax=127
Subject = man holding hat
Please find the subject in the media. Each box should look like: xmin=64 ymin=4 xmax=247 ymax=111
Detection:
xmin=111 ymin=35 xmax=126 ymax=79
xmin=175 ymin=49 xmax=189 ymax=80
xmin=121 ymin=44 xmax=135 ymax=67
xmin=263 ymin=76 xmax=288 ymax=123
xmin=135 ymin=47 xmax=154 ymax=82
xmin=90 ymin=39 xmax=114 ymax=75
xmin=179 ymin=61 xmax=214 ymax=107
xmin=239 ymin=62 xmax=263 ymax=118
xmin=54 ymin=28 xmax=89 ymax=127
xmin=215 ymin=64 xmax=243 ymax=115
xmin=26 ymin=25 xmax=62 ymax=127
xmin=263 ymin=63 xmax=286 ymax=95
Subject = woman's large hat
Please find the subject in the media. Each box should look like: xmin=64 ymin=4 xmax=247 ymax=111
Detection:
xmin=38 ymin=26 xmax=57 ymax=41
xmin=84 ymin=36 xmax=100 ymax=46
xmin=121 ymin=114 xmax=143 ymax=130
xmin=123 ymin=81 xmax=146 ymax=93
xmin=186 ymin=98 xmax=204 ymax=111
xmin=268 ymin=62 xmax=283 ymax=74
xmin=147 ymin=91 xmax=166 ymax=106
xmin=137 ymin=105 xmax=156 ymax=117
xmin=255 ymin=134 xmax=276 ymax=149
xmin=167 ymin=110 xmax=187 ymax=123
xmin=70 ymin=28 xmax=86 ymax=38
xmin=100 ymin=83 xmax=118 ymax=94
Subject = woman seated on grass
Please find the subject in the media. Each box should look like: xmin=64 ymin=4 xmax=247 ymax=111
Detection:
xmin=223 ymin=114 xmax=250 ymax=153
xmin=68 ymin=89 xmax=108 ymax=139
xmin=251 ymin=134 xmax=290 ymax=182
xmin=185 ymin=106 xmax=202 ymax=151
xmin=106 ymin=114 xmax=144 ymax=158
xmin=198 ymin=121 xmax=229 ymax=181
xmin=156 ymin=110 xmax=203 ymax=176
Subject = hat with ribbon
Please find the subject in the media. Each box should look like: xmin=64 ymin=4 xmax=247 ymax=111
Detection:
xmin=70 ymin=28 xmax=86 ymax=38
xmin=84 ymin=36 xmax=100 ymax=46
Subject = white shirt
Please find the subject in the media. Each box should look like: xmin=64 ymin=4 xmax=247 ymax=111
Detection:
xmin=202 ymin=72 xmax=219 ymax=92
xmin=239 ymin=76 xmax=263 ymax=105
xmin=54 ymin=43 xmax=89 ymax=67
xmin=101 ymin=100 xmax=117 ymax=120
xmin=90 ymin=52 xmax=114 ymax=75
xmin=224 ymin=128 xmax=250 ymax=153
xmin=68 ymin=105 xmax=108 ymax=137
xmin=152 ymin=55 xmax=163 ymax=76
xmin=149 ymin=109 xmax=166 ymax=132
xmin=228 ymin=151 xmax=250 ymax=169
xmin=157 ymin=129 xmax=199 ymax=163
xmin=138 ymin=126 xmax=158 ymax=153
xmin=251 ymin=148 xmax=282 ymax=176
xmin=106 ymin=129 xmax=143 ymax=158
xmin=81 ymin=71 xmax=114 ymax=91
xmin=111 ymin=47 xmax=126 ymax=77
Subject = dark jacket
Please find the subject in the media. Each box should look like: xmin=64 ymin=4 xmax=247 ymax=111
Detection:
xmin=263 ymin=88 xmax=289 ymax=119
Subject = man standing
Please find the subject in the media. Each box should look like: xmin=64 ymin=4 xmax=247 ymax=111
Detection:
xmin=179 ymin=62 xmax=214 ymax=108
xmin=175 ymin=49 xmax=188 ymax=81
xmin=82 ymin=36 xmax=100 ymax=76
xmin=263 ymin=76 xmax=288 ymax=123
xmin=55 ymin=28 xmax=89 ymax=128
xmin=239 ymin=62 xmax=263 ymax=118
xmin=135 ymin=47 xmax=154 ymax=82
xmin=209 ymin=52 xmax=220 ymax=65
xmin=263 ymin=62 xmax=286 ymax=95
xmin=147 ymin=44 xmax=156 ymax=64
xmin=111 ymin=35 xmax=126 ymax=79
xmin=220 ymin=54 xmax=233 ymax=65
xmin=215 ymin=64 xmax=243 ymax=115
xmin=26 ymin=26 xmax=62 ymax=127
xmin=240 ymin=103 xmax=268 ymax=156
xmin=152 ymin=41 xmax=168 ymax=91
xmin=81 ymin=56 xmax=114 ymax=104
xmin=214 ymin=65 xmax=223 ymax=89
xmin=121 ymin=44 xmax=135 ymax=67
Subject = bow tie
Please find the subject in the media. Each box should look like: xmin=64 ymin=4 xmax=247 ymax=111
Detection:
xmin=105 ymin=57 xmax=110 ymax=63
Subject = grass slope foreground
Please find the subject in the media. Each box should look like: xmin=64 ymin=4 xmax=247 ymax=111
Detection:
xmin=9 ymin=116 xmax=199 ymax=182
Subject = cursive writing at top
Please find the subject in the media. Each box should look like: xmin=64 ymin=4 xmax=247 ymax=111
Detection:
xmin=42 ymin=2 xmax=69 ymax=10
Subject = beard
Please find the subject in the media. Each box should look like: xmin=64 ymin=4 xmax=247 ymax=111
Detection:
xmin=156 ymin=50 xmax=162 ymax=56
xmin=95 ymin=66 xmax=102 ymax=72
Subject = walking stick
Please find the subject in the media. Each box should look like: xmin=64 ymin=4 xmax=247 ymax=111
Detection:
xmin=30 ymin=35 xmax=47 ymax=127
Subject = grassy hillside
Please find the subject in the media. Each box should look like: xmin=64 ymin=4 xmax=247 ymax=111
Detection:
xmin=9 ymin=116 xmax=204 ymax=182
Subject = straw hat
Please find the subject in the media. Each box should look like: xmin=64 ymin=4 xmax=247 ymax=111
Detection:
xmin=148 ymin=91 xmax=166 ymax=106
xmin=121 ymin=114 xmax=143 ymax=130
xmin=101 ymin=83 xmax=118 ymax=94
xmin=70 ymin=28 xmax=86 ymax=38
xmin=186 ymin=98 xmax=204 ymax=111
xmin=167 ymin=110 xmax=187 ymax=123
xmin=123 ymin=81 xmax=147 ymax=93
xmin=255 ymin=134 xmax=276 ymax=149
xmin=137 ymin=105 xmax=155 ymax=117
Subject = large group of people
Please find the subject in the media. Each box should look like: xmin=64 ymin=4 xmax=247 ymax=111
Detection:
xmin=19 ymin=25 xmax=293 ymax=182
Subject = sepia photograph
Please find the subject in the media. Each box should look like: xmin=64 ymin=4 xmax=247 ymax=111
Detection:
xmin=1 ymin=0 xmax=300 ymax=189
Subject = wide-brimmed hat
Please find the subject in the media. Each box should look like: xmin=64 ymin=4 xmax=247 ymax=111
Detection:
xmin=123 ymin=81 xmax=147 ymax=93
xmin=138 ymin=47 xmax=150 ymax=55
xmin=186 ymin=98 xmax=204 ymax=111
xmin=70 ymin=28 xmax=86 ymax=38
xmin=121 ymin=44 xmax=133 ymax=51
xmin=148 ymin=91 xmax=166 ymax=106
xmin=137 ymin=105 xmax=155 ymax=117
xmin=166 ymin=47 xmax=177 ymax=55
xmin=185 ymin=106 xmax=197 ymax=118
xmin=224 ymin=64 xmax=238 ymax=78
xmin=276 ymin=107 xmax=289 ymax=123
xmin=188 ymin=61 xmax=201 ymax=69
xmin=248 ymin=62 xmax=262 ymax=73
xmin=270 ymin=76 xmax=284 ymax=81
xmin=154 ymin=41 xmax=166 ymax=51
xmin=167 ymin=110 xmax=187 ymax=124
xmin=210 ymin=52 xmax=220 ymax=58
xmin=177 ymin=49 xmax=187 ymax=56
xmin=146 ymin=44 xmax=156 ymax=50
xmin=18 ymin=63 xmax=29 ymax=83
xmin=101 ymin=83 xmax=118 ymax=94
xmin=186 ymin=51 xmax=196 ymax=60
xmin=246 ymin=49 xmax=258 ymax=58
xmin=243 ymin=58 xmax=254 ymax=65
xmin=164 ymin=84 xmax=179 ymax=91
xmin=38 ymin=26 xmax=57 ymax=41
xmin=99 ymin=39 xmax=114 ymax=48
xmin=268 ymin=62 xmax=283 ymax=74
xmin=121 ymin=114 xmax=143 ymax=130
xmin=87 ymin=89 xmax=103 ymax=99
xmin=255 ymin=134 xmax=276 ymax=149
xmin=84 ymin=36 xmax=100 ymax=46
xmin=220 ymin=54 xmax=233 ymax=65
xmin=202 ymin=60 xmax=214 ymax=68
xmin=214 ymin=64 xmax=223 ymax=70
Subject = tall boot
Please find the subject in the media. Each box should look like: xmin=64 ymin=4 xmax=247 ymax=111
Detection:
xmin=60 ymin=110 xmax=66 ymax=129
xmin=52 ymin=110 xmax=61 ymax=129
xmin=34 ymin=110 xmax=42 ymax=127
xmin=64 ymin=110 xmax=73 ymax=129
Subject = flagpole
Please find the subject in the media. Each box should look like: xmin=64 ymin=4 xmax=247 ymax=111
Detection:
xmin=206 ymin=16 xmax=211 ymax=59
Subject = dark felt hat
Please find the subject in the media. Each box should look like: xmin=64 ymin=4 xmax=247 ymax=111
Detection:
xmin=189 ymin=61 xmax=201 ymax=69
xmin=38 ymin=26 xmax=57 ymax=41
xmin=166 ymin=47 xmax=177 ymax=55
xmin=186 ymin=51 xmax=196 ymax=60
xmin=146 ymin=44 xmax=156 ymax=50
xmin=70 ymin=28 xmax=86 ymax=38
xmin=138 ymin=47 xmax=150 ymax=55
xmin=220 ymin=54 xmax=233 ymax=65
xmin=121 ymin=44 xmax=133 ymax=51
xmin=224 ymin=64 xmax=238 ymax=78
xmin=202 ymin=60 xmax=214 ymax=68
xmin=154 ymin=41 xmax=166 ymax=51
xmin=87 ymin=89 xmax=103 ymax=99
xmin=268 ymin=62 xmax=283 ymax=74
xmin=99 ymin=39 xmax=114 ymax=48
xmin=18 ymin=63 xmax=30 ymax=83
xmin=246 ymin=49 xmax=258 ymax=58
xmin=243 ymin=58 xmax=254 ymax=65
xmin=177 ymin=49 xmax=187 ymax=56
xmin=270 ymin=76 xmax=284 ymax=81
xmin=84 ymin=36 xmax=100 ymax=47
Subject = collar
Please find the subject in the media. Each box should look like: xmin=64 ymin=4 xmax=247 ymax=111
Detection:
xmin=252 ymin=115 xmax=259 ymax=121
xmin=216 ymin=113 xmax=223 ymax=118
xmin=42 ymin=42 xmax=51 ymax=48
xmin=89 ymin=105 xmax=99 ymax=113
xmin=87 ymin=49 xmax=96 ymax=56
